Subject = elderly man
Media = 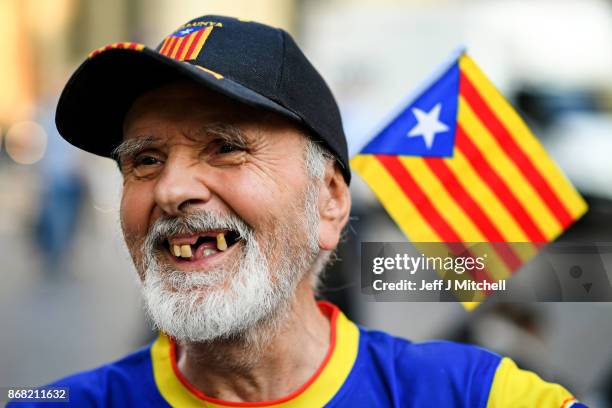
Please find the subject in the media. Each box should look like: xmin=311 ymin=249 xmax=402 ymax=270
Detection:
xmin=14 ymin=15 xmax=585 ymax=408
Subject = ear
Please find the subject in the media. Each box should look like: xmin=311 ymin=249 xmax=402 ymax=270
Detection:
xmin=318 ymin=162 xmax=351 ymax=251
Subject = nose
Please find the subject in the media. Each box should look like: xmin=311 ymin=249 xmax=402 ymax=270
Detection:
xmin=153 ymin=154 xmax=212 ymax=215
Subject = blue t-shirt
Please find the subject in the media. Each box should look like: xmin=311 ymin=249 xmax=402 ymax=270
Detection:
xmin=7 ymin=302 xmax=585 ymax=407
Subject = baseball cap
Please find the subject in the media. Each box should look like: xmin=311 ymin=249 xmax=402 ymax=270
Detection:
xmin=55 ymin=15 xmax=351 ymax=183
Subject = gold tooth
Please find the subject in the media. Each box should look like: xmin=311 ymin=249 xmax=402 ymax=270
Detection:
xmin=216 ymin=233 xmax=228 ymax=251
xmin=172 ymin=244 xmax=181 ymax=257
xmin=180 ymin=244 xmax=192 ymax=258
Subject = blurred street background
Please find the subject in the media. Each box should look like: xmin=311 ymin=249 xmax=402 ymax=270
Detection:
xmin=1 ymin=0 xmax=612 ymax=406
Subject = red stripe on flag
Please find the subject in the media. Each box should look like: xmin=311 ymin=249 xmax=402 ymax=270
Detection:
xmin=174 ymin=35 xmax=189 ymax=60
xmin=164 ymin=37 xmax=180 ymax=57
xmin=459 ymin=73 xmax=574 ymax=228
xmin=184 ymin=29 xmax=205 ymax=60
xmin=456 ymin=126 xmax=547 ymax=243
xmin=423 ymin=158 xmax=524 ymax=270
xmin=376 ymin=155 xmax=501 ymax=287
xmin=159 ymin=38 xmax=172 ymax=55
xmin=375 ymin=155 xmax=494 ymax=287
xmin=376 ymin=155 xmax=462 ymax=242
xmin=375 ymin=154 xmax=490 ymax=286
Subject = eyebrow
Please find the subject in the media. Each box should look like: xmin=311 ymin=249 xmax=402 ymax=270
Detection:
xmin=112 ymin=123 xmax=250 ymax=164
xmin=111 ymin=136 xmax=159 ymax=164
xmin=197 ymin=123 xmax=249 ymax=148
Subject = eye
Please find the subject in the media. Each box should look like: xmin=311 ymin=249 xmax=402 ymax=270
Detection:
xmin=135 ymin=155 xmax=161 ymax=166
xmin=219 ymin=143 xmax=240 ymax=154
xmin=129 ymin=153 xmax=163 ymax=178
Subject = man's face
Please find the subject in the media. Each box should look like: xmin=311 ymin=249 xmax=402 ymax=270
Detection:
xmin=118 ymin=82 xmax=321 ymax=342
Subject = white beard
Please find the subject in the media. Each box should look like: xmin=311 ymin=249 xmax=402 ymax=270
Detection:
xmin=138 ymin=198 xmax=319 ymax=343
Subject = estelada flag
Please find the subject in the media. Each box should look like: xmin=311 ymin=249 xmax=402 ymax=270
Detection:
xmin=351 ymin=50 xmax=588 ymax=305
xmin=158 ymin=25 xmax=214 ymax=61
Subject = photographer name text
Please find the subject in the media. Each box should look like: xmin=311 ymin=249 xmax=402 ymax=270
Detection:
xmin=372 ymin=278 xmax=506 ymax=292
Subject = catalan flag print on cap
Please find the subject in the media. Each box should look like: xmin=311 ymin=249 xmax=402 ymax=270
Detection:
xmin=158 ymin=26 xmax=213 ymax=61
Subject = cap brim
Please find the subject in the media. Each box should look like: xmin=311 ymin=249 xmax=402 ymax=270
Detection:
xmin=56 ymin=46 xmax=302 ymax=158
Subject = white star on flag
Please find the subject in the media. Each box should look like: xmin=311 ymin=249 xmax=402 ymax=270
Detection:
xmin=407 ymin=103 xmax=449 ymax=149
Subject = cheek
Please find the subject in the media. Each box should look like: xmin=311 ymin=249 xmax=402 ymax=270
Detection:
xmin=214 ymin=170 xmax=298 ymax=225
xmin=120 ymin=183 xmax=154 ymax=242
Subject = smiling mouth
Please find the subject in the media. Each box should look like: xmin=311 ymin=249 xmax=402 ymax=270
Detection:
xmin=166 ymin=230 xmax=242 ymax=262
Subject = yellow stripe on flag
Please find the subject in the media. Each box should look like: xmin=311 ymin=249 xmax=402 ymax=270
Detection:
xmin=161 ymin=38 xmax=173 ymax=54
xmin=458 ymin=97 xmax=562 ymax=240
xmin=176 ymin=34 xmax=196 ymax=61
xmin=353 ymin=156 xmax=513 ymax=280
xmin=459 ymin=55 xmax=587 ymax=220
xmin=169 ymin=37 xmax=186 ymax=59
xmin=351 ymin=155 xmax=441 ymax=242
xmin=395 ymin=158 xmax=517 ymax=279
xmin=187 ymin=27 xmax=213 ymax=60
xmin=447 ymin=149 xmax=530 ymax=243
xmin=446 ymin=151 xmax=539 ymax=262
xmin=441 ymin=149 xmax=539 ymax=264
xmin=398 ymin=157 xmax=485 ymax=242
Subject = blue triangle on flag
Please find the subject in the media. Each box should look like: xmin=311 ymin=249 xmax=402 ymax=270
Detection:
xmin=360 ymin=61 xmax=460 ymax=158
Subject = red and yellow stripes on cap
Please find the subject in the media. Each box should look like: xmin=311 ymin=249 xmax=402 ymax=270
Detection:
xmin=88 ymin=42 xmax=145 ymax=58
xmin=351 ymin=54 xmax=587 ymax=307
xmin=159 ymin=27 xmax=213 ymax=62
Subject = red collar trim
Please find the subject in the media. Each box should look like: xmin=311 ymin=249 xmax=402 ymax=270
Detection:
xmin=168 ymin=301 xmax=339 ymax=407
